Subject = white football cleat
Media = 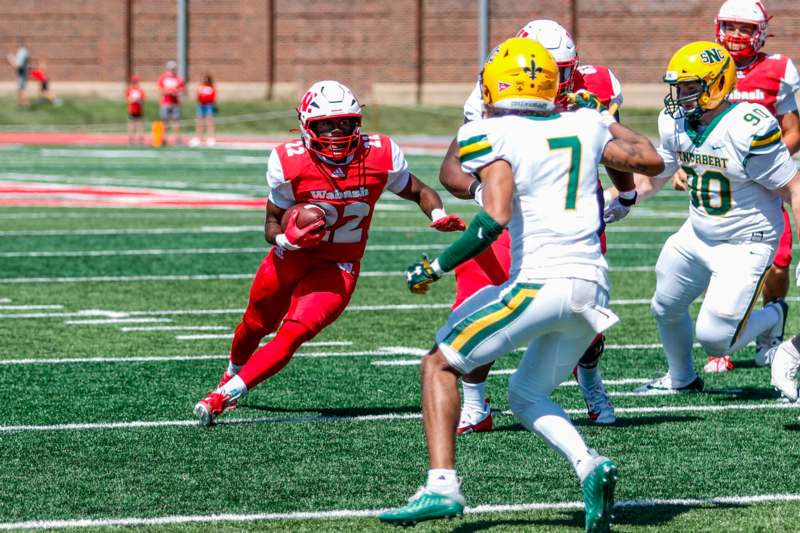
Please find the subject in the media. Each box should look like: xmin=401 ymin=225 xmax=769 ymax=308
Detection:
xmin=770 ymin=340 xmax=800 ymax=402
xmin=633 ymin=374 xmax=704 ymax=395
xmin=755 ymin=299 xmax=788 ymax=367
xmin=578 ymin=375 xmax=616 ymax=425
xmin=456 ymin=399 xmax=492 ymax=435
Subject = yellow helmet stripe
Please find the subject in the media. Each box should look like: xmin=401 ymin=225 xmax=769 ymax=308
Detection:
xmin=751 ymin=128 xmax=782 ymax=148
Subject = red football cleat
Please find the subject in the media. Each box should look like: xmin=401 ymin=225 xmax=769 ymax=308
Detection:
xmin=193 ymin=391 xmax=233 ymax=426
xmin=703 ymin=355 xmax=734 ymax=373
xmin=215 ymin=372 xmax=239 ymax=408
xmin=456 ymin=399 xmax=493 ymax=435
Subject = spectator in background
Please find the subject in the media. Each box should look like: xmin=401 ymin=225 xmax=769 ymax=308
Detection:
xmin=157 ymin=60 xmax=185 ymax=145
xmin=6 ymin=38 xmax=29 ymax=108
xmin=30 ymin=59 xmax=60 ymax=106
xmin=191 ymin=73 xmax=217 ymax=147
xmin=126 ymin=74 xmax=146 ymax=145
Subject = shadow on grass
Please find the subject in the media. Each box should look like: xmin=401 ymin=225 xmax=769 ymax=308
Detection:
xmin=785 ymin=423 xmax=800 ymax=432
xmin=491 ymin=415 xmax=701 ymax=433
xmin=449 ymin=501 xmax=748 ymax=531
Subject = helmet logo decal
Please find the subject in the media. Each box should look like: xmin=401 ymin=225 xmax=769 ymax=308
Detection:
xmin=497 ymin=81 xmax=512 ymax=93
xmin=700 ymin=49 xmax=724 ymax=64
xmin=299 ymin=91 xmax=316 ymax=113
xmin=522 ymin=58 xmax=544 ymax=80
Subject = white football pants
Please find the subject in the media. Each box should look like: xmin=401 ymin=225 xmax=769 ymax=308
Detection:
xmin=436 ymin=272 xmax=618 ymax=476
xmin=651 ymin=220 xmax=778 ymax=383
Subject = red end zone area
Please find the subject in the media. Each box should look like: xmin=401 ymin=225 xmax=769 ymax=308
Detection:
xmin=0 ymin=182 xmax=266 ymax=209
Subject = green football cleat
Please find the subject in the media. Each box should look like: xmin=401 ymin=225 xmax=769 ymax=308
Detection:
xmin=379 ymin=488 xmax=465 ymax=526
xmin=582 ymin=457 xmax=618 ymax=533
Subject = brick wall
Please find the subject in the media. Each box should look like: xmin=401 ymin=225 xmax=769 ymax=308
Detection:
xmin=1 ymin=0 xmax=799 ymax=102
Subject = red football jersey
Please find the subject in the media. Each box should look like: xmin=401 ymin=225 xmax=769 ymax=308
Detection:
xmin=158 ymin=72 xmax=185 ymax=105
xmin=728 ymin=53 xmax=800 ymax=117
xmin=573 ymin=64 xmax=623 ymax=110
xmin=197 ymin=84 xmax=216 ymax=104
xmin=267 ymin=134 xmax=410 ymax=262
xmin=126 ymin=87 xmax=145 ymax=115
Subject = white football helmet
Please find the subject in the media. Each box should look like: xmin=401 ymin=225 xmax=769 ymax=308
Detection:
xmin=296 ymin=80 xmax=362 ymax=159
xmin=516 ymin=19 xmax=578 ymax=95
xmin=715 ymin=0 xmax=771 ymax=62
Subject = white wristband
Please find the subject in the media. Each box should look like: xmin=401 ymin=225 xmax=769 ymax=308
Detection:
xmin=275 ymin=233 xmax=300 ymax=251
xmin=431 ymin=208 xmax=447 ymax=222
xmin=430 ymin=258 xmax=445 ymax=277
xmin=599 ymin=110 xmax=616 ymax=128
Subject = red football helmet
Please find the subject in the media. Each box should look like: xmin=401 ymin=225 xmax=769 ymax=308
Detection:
xmin=297 ymin=80 xmax=362 ymax=160
xmin=715 ymin=0 xmax=771 ymax=62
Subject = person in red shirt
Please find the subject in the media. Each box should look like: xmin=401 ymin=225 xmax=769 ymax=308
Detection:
xmin=157 ymin=60 xmax=185 ymax=145
xmin=444 ymin=19 xmax=629 ymax=433
xmin=125 ymin=75 xmax=146 ymax=145
xmin=191 ymin=74 xmax=217 ymax=147
xmin=29 ymin=59 xmax=58 ymax=105
xmin=193 ymin=80 xmax=466 ymax=425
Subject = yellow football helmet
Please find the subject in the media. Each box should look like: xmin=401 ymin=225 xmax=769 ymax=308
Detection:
xmin=663 ymin=41 xmax=736 ymax=119
xmin=481 ymin=37 xmax=559 ymax=115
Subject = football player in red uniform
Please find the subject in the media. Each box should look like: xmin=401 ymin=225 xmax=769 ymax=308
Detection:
xmin=446 ymin=19 xmax=631 ymax=432
xmin=194 ymin=80 xmax=465 ymax=425
xmin=685 ymin=0 xmax=800 ymax=373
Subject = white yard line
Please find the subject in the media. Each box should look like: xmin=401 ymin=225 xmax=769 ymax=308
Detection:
xmin=0 ymin=347 xmax=430 ymax=366
xmin=0 ymin=492 xmax=797 ymax=530
xmin=1 ymin=493 xmax=799 ymax=530
xmin=64 ymin=318 xmax=173 ymax=325
xmin=0 ymin=268 xmax=663 ymax=284
xmin=0 ymin=402 xmax=796 ymax=435
xmin=0 ymin=305 xmax=62 ymax=310
xmin=119 ymin=325 xmax=230 ymax=332
xmin=0 ymin=303 xmax=453 ymax=319
xmin=0 ymin=243 xmax=681 ymax=258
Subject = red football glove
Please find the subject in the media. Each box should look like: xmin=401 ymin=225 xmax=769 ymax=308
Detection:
xmin=430 ymin=214 xmax=466 ymax=232
xmin=279 ymin=210 xmax=325 ymax=250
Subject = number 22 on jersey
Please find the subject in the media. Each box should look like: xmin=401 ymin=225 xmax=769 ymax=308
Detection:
xmin=314 ymin=201 xmax=371 ymax=243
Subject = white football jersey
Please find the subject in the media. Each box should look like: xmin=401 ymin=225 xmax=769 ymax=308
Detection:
xmin=457 ymin=109 xmax=612 ymax=288
xmin=656 ymin=102 xmax=797 ymax=243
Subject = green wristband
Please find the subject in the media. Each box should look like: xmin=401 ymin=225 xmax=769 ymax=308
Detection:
xmin=437 ymin=210 xmax=505 ymax=272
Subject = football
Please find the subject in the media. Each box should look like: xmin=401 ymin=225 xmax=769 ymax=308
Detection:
xmin=281 ymin=203 xmax=326 ymax=230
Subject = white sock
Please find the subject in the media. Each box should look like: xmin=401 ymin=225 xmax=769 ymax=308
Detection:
xmin=577 ymin=365 xmax=601 ymax=390
xmin=462 ymin=381 xmax=487 ymax=410
xmin=427 ymin=469 xmax=459 ymax=494
xmin=218 ymin=374 xmax=248 ymax=401
xmin=729 ymin=305 xmax=780 ymax=353
xmin=226 ymin=362 xmax=243 ymax=377
xmin=574 ymin=451 xmax=598 ymax=483
xmin=511 ymin=394 xmax=595 ymax=482
xmin=657 ymin=312 xmax=696 ymax=385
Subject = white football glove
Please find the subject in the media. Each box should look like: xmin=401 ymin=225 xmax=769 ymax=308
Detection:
xmin=602 ymin=190 xmax=637 ymax=224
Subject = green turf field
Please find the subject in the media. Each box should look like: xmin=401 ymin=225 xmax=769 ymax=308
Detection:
xmin=0 ymin=96 xmax=662 ymax=139
xmin=0 ymin=145 xmax=798 ymax=532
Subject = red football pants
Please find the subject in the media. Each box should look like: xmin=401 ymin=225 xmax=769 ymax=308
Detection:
xmin=774 ymin=207 xmax=793 ymax=269
xmin=231 ymin=249 xmax=359 ymax=390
